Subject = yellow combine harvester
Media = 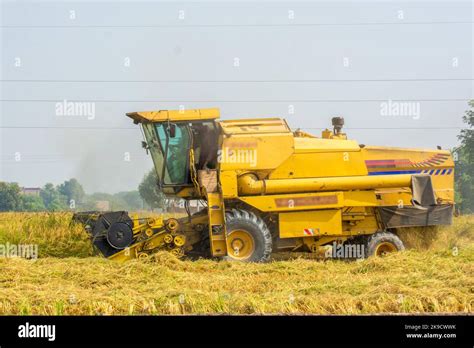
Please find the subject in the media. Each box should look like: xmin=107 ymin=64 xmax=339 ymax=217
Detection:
xmin=74 ymin=108 xmax=454 ymax=262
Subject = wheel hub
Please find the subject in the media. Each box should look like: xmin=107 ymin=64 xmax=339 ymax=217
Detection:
xmin=375 ymin=242 xmax=397 ymax=256
xmin=227 ymin=229 xmax=255 ymax=260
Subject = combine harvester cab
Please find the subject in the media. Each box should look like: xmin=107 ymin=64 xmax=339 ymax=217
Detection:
xmin=73 ymin=109 xmax=454 ymax=261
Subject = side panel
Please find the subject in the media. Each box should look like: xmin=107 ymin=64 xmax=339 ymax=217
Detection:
xmin=220 ymin=171 xmax=238 ymax=198
xmin=279 ymin=210 xmax=342 ymax=238
xmin=219 ymin=133 xmax=294 ymax=171
xmin=362 ymin=146 xmax=455 ymax=204
xmin=269 ymin=137 xmax=367 ymax=179
xmin=238 ymin=191 xmax=377 ymax=211
xmin=343 ymin=191 xmax=378 ymax=207
xmin=238 ymin=192 xmax=344 ymax=212
xmin=269 ymin=151 xmax=368 ymax=179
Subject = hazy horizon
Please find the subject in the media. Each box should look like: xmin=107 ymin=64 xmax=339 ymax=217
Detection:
xmin=1 ymin=0 xmax=472 ymax=193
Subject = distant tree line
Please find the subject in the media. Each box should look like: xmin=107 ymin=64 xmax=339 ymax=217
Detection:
xmin=454 ymin=100 xmax=474 ymax=213
xmin=0 ymin=179 xmax=86 ymax=212
xmin=0 ymin=178 xmax=152 ymax=212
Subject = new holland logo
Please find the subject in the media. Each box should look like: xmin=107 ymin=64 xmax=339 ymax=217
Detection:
xmin=303 ymin=228 xmax=319 ymax=236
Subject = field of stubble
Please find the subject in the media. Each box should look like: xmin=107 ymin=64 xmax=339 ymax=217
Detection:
xmin=0 ymin=212 xmax=472 ymax=315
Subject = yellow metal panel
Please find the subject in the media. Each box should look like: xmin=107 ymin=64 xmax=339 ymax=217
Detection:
xmin=238 ymin=192 xmax=343 ymax=212
xmin=279 ymin=210 xmax=342 ymax=238
xmin=374 ymin=178 xmax=454 ymax=206
xmin=269 ymin=151 xmax=368 ymax=179
xmin=220 ymin=171 xmax=238 ymax=198
xmin=219 ymin=133 xmax=294 ymax=170
xmin=375 ymin=188 xmax=414 ymax=206
xmin=431 ymin=174 xmax=454 ymax=203
xmin=434 ymin=188 xmax=454 ymax=203
xmin=342 ymin=214 xmax=379 ymax=235
xmin=362 ymin=147 xmax=454 ymax=175
xmin=293 ymin=137 xmax=361 ymax=153
xmin=343 ymin=191 xmax=378 ymax=207
xmin=219 ymin=118 xmax=291 ymax=135
xmin=362 ymin=146 xmax=454 ymax=204
xmin=364 ymin=145 xmax=453 ymax=158
xmin=126 ymin=108 xmax=220 ymax=123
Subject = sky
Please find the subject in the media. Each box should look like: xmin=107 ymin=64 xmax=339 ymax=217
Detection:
xmin=0 ymin=0 xmax=473 ymax=193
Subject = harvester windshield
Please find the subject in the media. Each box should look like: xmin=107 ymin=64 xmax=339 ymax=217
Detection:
xmin=155 ymin=123 xmax=190 ymax=184
xmin=142 ymin=120 xmax=218 ymax=190
xmin=142 ymin=122 xmax=191 ymax=186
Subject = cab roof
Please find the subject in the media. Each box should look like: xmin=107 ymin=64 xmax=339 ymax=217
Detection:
xmin=126 ymin=108 xmax=291 ymax=135
xmin=126 ymin=108 xmax=220 ymax=123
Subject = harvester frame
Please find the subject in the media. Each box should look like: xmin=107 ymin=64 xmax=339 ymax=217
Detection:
xmin=74 ymin=108 xmax=454 ymax=262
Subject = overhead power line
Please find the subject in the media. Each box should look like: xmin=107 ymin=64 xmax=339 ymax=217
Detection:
xmin=0 ymin=98 xmax=470 ymax=103
xmin=2 ymin=21 xmax=473 ymax=28
xmin=2 ymin=78 xmax=473 ymax=83
xmin=0 ymin=126 xmax=465 ymax=130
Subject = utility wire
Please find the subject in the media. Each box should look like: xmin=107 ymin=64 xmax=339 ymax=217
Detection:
xmin=0 ymin=126 xmax=465 ymax=130
xmin=2 ymin=21 xmax=473 ymax=28
xmin=2 ymin=78 xmax=473 ymax=83
xmin=0 ymin=98 xmax=470 ymax=103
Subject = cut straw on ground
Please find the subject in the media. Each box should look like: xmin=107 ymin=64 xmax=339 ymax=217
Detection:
xmin=0 ymin=212 xmax=472 ymax=315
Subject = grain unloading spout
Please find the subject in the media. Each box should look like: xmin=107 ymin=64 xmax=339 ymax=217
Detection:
xmin=237 ymin=173 xmax=416 ymax=195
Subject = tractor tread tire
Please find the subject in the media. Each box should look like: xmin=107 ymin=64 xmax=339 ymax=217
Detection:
xmin=366 ymin=231 xmax=405 ymax=257
xmin=225 ymin=209 xmax=272 ymax=263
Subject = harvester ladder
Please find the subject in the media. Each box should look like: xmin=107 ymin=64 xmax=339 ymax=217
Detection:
xmin=206 ymin=192 xmax=228 ymax=257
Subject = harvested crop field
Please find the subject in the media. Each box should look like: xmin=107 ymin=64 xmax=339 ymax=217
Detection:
xmin=0 ymin=212 xmax=472 ymax=315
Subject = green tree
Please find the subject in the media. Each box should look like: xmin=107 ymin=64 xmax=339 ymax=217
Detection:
xmin=0 ymin=182 xmax=22 ymax=211
xmin=455 ymin=100 xmax=474 ymax=213
xmin=40 ymin=183 xmax=67 ymax=211
xmin=115 ymin=191 xmax=143 ymax=211
xmin=80 ymin=191 xmax=144 ymax=211
xmin=80 ymin=192 xmax=113 ymax=211
xmin=58 ymin=178 xmax=85 ymax=208
xmin=138 ymin=169 xmax=165 ymax=209
xmin=21 ymin=195 xmax=46 ymax=211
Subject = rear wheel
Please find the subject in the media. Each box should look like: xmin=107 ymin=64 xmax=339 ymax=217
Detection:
xmin=366 ymin=231 xmax=405 ymax=257
xmin=225 ymin=209 xmax=272 ymax=262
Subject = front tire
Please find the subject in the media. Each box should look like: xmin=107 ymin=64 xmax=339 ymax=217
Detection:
xmin=366 ymin=231 xmax=405 ymax=257
xmin=225 ymin=209 xmax=272 ymax=262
